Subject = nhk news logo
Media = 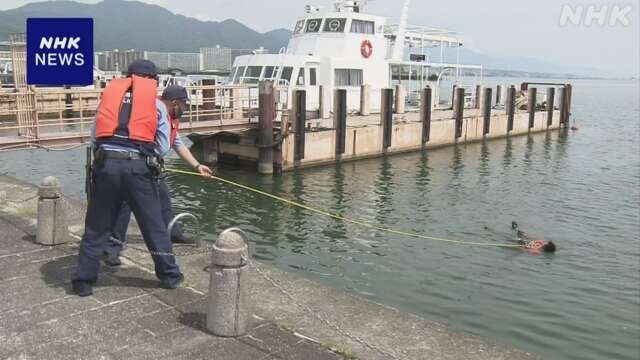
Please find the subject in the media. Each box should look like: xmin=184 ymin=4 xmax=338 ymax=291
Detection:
xmin=26 ymin=18 xmax=94 ymax=86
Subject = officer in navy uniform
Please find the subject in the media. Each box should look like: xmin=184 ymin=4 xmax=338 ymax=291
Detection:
xmin=103 ymin=85 xmax=213 ymax=266
xmin=72 ymin=60 xmax=183 ymax=297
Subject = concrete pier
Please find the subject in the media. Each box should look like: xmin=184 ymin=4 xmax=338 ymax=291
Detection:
xmin=191 ymin=83 xmax=571 ymax=172
xmin=0 ymin=174 xmax=541 ymax=360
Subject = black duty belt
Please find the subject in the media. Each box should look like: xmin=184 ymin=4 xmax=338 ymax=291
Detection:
xmin=102 ymin=150 xmax=147 ymax=161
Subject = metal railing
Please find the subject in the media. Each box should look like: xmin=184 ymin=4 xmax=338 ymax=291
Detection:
xmin=0 ymin=83 xmax=274 ymax=150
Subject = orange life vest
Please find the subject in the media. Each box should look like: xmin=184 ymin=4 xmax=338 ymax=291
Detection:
xmin=95 ymin=75 xmax=158 ymax=143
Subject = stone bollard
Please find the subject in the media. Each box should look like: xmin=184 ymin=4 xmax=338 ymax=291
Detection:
xmin=36 ymin=176 xmax=68 ymax=246
xmin=207 ymin=228 xmax=251 ymax=337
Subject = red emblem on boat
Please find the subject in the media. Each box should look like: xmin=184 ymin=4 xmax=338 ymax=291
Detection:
xmin=361 ymin=40 xmax=373 ymax=58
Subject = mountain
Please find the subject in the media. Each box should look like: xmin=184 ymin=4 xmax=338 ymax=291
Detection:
xmin=0 ymin=0 xmax=619 ymax=77
xmin=423 ymin=48 xmax=616 ymax=78
xmin=0 ymin=0 xmax=290 ymax=52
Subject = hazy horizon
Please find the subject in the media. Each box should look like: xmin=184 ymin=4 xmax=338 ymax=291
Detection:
xmin=1 ymin=0 xmax=638 ymax=77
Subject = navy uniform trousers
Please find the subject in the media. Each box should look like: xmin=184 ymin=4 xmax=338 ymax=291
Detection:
xmin=104 ymin=178 xmax=184 ymax=257
xmin=73 ymin=158 xmax=182 ymax=285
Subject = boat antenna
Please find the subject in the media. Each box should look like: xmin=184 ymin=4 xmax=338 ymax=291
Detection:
xmin=391 ymin=0 xmax=411 ymax=61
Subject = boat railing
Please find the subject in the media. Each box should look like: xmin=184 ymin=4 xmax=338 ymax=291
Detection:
xmin=384 ymin=24 xmax=462 ymax=48
xmin=238 ymin=76 xmax=290 ymax=87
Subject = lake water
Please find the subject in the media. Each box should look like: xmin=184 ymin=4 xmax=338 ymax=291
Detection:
xmin=1 ymin=78 xmax=638 ymax=360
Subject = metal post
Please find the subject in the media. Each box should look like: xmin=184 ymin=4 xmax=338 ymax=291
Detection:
xmin=293 ymin=89 xmax=306 ymax=161
xmin=334 ymin=89 xmax=347 ymax=155
xmin=207 ymin=228 xmax=251 ymax=337
xmin=506 ymin=85 xmax=516 ymax=132
xmin=547 ymin=87 xmax=555 ymax=127
xmin=483 ymin=87 xmax=492 ymax=135
xmin=421 ymin=86 xmax=432 ymax=144
xmin=381 ymin=88 xmax=393 ymax=149
xmin=258 ymin=82 xmax=274 ymax=174
xmin=528 ymin=87 xmax=537 ymax=129
xmin=454 ymin=87 xmax=465 ymax=139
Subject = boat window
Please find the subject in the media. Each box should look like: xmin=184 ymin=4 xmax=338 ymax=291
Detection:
xmin=234 ymin=66 xmax=246 ymax=83
xmin=293 ymin=20 xmax=305 ymax=34
xmin=334 ymin=69 xmax=363 ymax=87
xmin=351 ymin=20 xmax=375 ymax=34
xmin=309 ymin=68 xmax=317 ymax=86
xmin=323 ymin=18 xmax=346 ymax=33
xmin=264 ymin=66 xmax=276 ymax=79
xmin=280 ymin=67 xmax=294 ymax=84
xmin=243 ymin=66 xmax=262 ymax=84
xmin=230 ymin=67 xmax=238 ymax=83
xmin=305 ymin=18 xmax=323 ymax=33
xmin=296 ymin=68 xmax=305 ymax=86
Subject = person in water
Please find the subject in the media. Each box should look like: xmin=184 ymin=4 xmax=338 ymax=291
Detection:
xmin=511 ymin=221 xmax=556 ymax=253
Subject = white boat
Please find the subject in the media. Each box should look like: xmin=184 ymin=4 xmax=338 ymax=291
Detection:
xmin=229 ymin=0 xmax=483 ymax=112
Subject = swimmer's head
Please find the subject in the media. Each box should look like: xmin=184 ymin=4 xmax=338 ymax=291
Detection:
xmin=512 ymin=221 xmax=518 ymax=230
xmin=543 ymin=241 xmax=556 ymax=253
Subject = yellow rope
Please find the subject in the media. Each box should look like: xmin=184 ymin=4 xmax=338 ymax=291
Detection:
xmin=165 ymin=168 xmax=521 ymax=248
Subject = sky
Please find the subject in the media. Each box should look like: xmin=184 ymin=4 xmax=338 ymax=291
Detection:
xmin=1 ymin=0 xmax=639 ymax=76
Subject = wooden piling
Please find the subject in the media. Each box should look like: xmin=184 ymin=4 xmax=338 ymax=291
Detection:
xmin=483 ymin=87 xmax=492 ymax=135
xmin=546 ymin=87 xmax=555 ymax=127
xmin=394 ymin=84 xmax=405 ymax=114
xmin=451 ymin=84 xmax=457 ymax=109
xmin=506 ymin=85 xmax=516 ymax=132
xmin=360 ymin=84 xmax=371 ymax=116
xmin=454 ymin=87 xmax=465 ymax=139
xmin=319 ymin=85 xmax=330 ymax=119
xmin=334 ymin=89 xmax=347 ymax=155
xmin=293 ymin=89 xmax=306 ymax=161
xmin=202 ymin=79 xmax=216 ymax=120
xmin=64 ymin=85 xmax=73 ymax=119
xmin=496 ymin=85 xmax=502 ymax=106
xmin=559 ymin=86 xmax=567 ymax=127
xmin=566 ymin=84 xmax=573 ymax=124
xmin=421 ymin=86 xmax=432 ymax=144
xmin=202 ymin=138 xmax=218 ymax=164
xmin=475 ymin=85 xmax=481 ymax=109
xmin=258 ymin=82 xmax=275 ymax=174
xmin=528 ymin=87 xmax=537 ymax=129
xmin=381 ymin=88 xmax=393 ymax=149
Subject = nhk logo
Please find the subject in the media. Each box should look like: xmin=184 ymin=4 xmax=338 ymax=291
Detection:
xmin=27 ymin=18 xmax=93 ymax=85
xmin=559 ymin=4 xmax=633 ymax=27
xmin=36 ymin=37 xmax=85 ymax=66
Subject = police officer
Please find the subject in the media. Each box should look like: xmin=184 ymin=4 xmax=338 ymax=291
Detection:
xmin=103 ymin=85 xmax=213 ymax=266
xmin=72 ymin=60 xmax=183 ymax=297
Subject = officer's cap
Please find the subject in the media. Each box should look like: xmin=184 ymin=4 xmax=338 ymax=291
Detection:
xmin=127 ymin=60 xmax=157 ymax=77
xmin=162 ymin=85 xmax=189 ymax=102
